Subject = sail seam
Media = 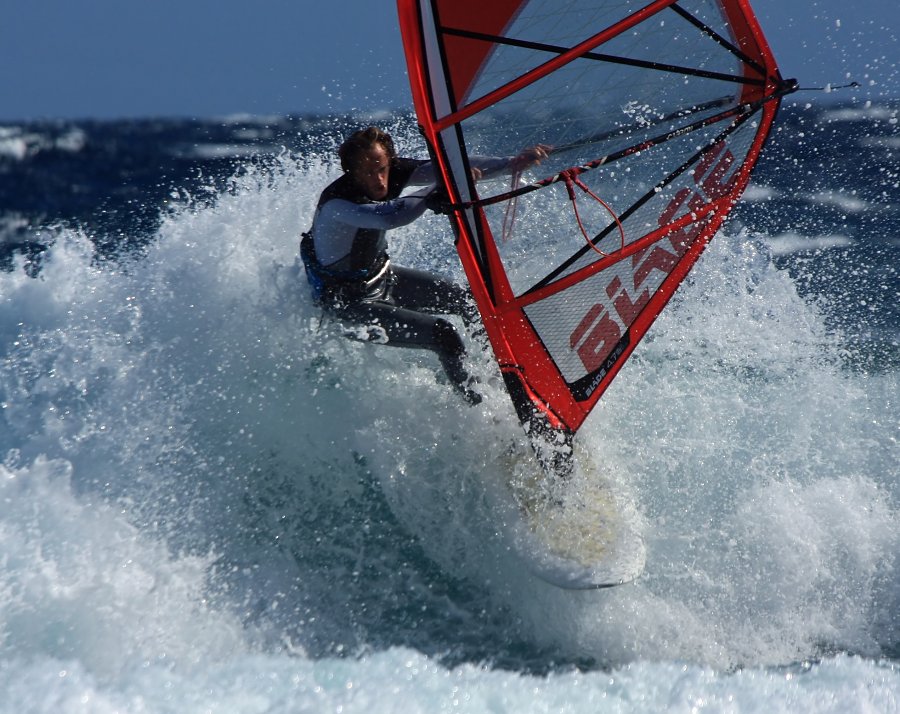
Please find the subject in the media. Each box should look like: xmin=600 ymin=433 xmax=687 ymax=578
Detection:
xmin=440 ymin=26 xmax=764 ymax=87
xmin=668 ymin=3 xmax=768 ymax=76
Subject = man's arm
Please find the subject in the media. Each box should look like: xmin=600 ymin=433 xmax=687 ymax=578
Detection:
xmin=407 ymin=145 xmax=551 ymax=185
xmin=320 ymin=195 xmax=429 ymax=230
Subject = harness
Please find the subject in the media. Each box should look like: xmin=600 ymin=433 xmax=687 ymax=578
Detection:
xmin=300 ymin=231 xmax=390 ymax=304
xmin=302 ymin=157 xmax=425 ymax=305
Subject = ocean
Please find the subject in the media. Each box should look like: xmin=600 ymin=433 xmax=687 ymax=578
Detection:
xmin=0 ymin=101 xmax=897 ymax=712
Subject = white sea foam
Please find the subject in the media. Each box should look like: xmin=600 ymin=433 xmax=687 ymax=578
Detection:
xmin=173 ymin=143 xmax=284 ymax=160
xmin=741 ymin=183 xmax=779 ymax=202
xmin=0 ymin=128 xmax=31 ymax=161
xmin=763 ymin=232 xmax=854 ymax=255
xmin=860 ymin=135 xmax=900 ymax=149
xmin=805 ymin=190 xmax=869 ymax=213
xmin=0 ymin=125 xmax=85 ymax=161
xmin=820 ymin=105 xmax=898 ymax=123
xmin=0 ymin=648 xmax=896 ymax=714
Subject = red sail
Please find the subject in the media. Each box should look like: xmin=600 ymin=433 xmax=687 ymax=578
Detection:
xmin=399 ymin=0 xmax=794 ymax=434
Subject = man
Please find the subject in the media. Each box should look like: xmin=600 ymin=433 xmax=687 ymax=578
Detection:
xmin=301 ymin=126 xmax=548 ymax=405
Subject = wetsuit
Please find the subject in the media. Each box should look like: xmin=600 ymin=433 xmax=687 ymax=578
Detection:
xmin=302 ymin=157 xmax=499 ymax=404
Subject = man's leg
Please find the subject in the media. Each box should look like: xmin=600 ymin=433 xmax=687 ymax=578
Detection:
xmin=335 ymin=298 xmax=481 ymax=404
xmin=387 ymin=266 xmax=480 ymax=326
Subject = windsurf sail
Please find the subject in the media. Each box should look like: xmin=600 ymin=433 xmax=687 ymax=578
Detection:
xmin=398 ymin=0 xmax=796 ymax=437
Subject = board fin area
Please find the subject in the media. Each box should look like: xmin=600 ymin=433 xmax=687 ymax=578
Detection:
xmin=491 ymin=440 xmax=645 ymax=589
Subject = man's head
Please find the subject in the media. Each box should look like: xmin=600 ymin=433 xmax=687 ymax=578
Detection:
xmin=339 ymin=127 xmax=397 ymax=200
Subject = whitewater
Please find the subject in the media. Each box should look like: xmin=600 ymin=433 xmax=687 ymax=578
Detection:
xmin=0 ymin=113 xmax=897 ymax=712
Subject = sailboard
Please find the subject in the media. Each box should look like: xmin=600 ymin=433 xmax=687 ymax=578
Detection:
xmin=488 ymin=438 xmax=646 ymax=588
xmin=397 ymin=0 xmax=793 ymax=587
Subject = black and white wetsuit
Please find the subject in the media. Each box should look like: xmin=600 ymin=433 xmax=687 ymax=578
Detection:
xmin=301 ymin=157 xmax=508 ymax=404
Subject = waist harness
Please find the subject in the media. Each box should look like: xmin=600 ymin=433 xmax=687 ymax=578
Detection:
xmin=300 ymin=232 xmax=390 ymax=304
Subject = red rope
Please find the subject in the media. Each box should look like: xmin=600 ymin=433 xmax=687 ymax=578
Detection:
xmin=561 ymin=169 xmax=625 ymax=257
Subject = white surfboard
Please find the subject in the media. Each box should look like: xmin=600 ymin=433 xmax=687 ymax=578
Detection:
xmin=489 ymin=441 xmax=646 ymax=589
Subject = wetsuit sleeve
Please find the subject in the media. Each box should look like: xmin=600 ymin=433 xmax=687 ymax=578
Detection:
xmin=319 ymin=195 xmax=429 ymax=230
xmin=469 ymin=156 xmax=514 ymax=179
xmin=408 ymin=156 xmax=515 ymax=186
xmin=407 ymin=162 xmax=436 ymax=186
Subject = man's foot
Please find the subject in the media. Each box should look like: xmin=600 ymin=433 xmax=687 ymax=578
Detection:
xmin=461 ymin=386 xmax=483 ymax=406
xmin=455 ymin=375 xmax=483 ymax=406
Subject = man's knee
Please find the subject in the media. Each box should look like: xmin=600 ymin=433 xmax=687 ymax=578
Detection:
xmin=432 ymin=318 xmax=465 ymax=357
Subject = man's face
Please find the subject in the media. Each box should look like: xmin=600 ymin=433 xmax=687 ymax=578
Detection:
xmin=351 ymin=145 xmax=391 ymax=200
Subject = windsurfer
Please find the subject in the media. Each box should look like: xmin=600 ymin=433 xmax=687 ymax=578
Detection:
xmin=301 ymin=126 xmax=548 ymax=405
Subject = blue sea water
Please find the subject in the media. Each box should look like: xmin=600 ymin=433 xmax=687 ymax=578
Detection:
xmin=0 ymin=102 xmax=897 ymax=712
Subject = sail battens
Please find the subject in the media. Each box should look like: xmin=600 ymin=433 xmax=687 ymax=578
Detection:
xmin=399 ymin=0 xmax=792 ymax=433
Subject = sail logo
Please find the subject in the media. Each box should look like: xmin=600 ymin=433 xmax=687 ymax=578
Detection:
xmin=569 ymin=141 xmax=738 ymax=378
